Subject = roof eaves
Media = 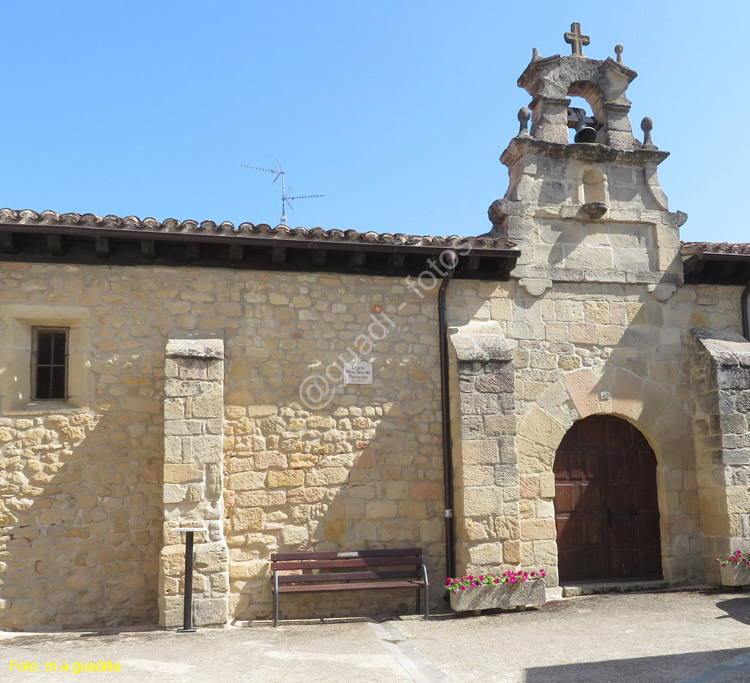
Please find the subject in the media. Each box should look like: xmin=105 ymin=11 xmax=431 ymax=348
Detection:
xmin=0 ymin=208 xmax=516 ymax=252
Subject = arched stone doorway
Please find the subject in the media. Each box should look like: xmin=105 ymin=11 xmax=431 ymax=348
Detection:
xmin=554 ymin=415 xmax=662 ymax=582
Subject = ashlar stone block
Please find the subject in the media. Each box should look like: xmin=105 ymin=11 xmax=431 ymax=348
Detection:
xmin=463 ymin=487 xmax=504 ymax=517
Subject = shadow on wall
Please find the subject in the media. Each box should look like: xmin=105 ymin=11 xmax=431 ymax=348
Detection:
xmin=0 ymin=405 xmax=163 ymax=631
xmin=225 ymin=376 xmax=446 ymax=622
xmin=543 ymin=220 xmax=658 ymax=274
xmin=222 ymin=271 xmax=500 ymax=623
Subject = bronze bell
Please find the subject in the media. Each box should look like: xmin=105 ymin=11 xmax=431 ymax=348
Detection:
xmin=568 ymin=106 xmax=599 ymax=144
xmin=574 ymin=122 xmax=598 ymax=143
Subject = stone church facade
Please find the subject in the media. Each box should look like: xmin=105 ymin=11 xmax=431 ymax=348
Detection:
xmin=1 ymin=28 xmax=749 ymax=630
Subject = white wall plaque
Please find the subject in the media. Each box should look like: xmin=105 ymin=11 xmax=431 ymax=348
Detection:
xmin=343 ymin=361 xmax=373 ymax=385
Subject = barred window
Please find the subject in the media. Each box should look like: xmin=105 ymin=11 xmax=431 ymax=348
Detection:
xmin=31 ymin=327 xmax=68 ymax=400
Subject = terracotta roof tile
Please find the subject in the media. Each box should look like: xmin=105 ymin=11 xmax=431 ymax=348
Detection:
xmin=682 ymin=241 xmax=750 ymax=256
xmin=0 ymin=208 xmax=516 ymax=251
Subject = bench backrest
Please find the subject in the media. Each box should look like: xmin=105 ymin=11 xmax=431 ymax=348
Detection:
xmin=271 ymin=548 xmax=424 ymax=585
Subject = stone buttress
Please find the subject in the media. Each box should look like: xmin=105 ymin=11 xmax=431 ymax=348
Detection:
xmin=159 ymin=339 xmax=229 ymax=628
xmin=689 ymin=330 xmax=750 ymax=583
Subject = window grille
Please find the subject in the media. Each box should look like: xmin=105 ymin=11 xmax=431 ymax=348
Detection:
xmin=31 ymin=327 xmax=69 ymax=400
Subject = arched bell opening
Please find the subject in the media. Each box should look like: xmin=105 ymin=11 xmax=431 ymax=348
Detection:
xmin=567 ymin=96 xmax=599 ymax=144
xmin=567 ymin=84 xmax=606 ymax=144
xmin=553 ymin=414 xmax=662 ymax=583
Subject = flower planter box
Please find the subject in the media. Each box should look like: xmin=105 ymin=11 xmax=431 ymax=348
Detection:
xmin=449 ymin=579 xmax=546 ymax=612
xmin=719 ymin=563 xmax=750 ymax=587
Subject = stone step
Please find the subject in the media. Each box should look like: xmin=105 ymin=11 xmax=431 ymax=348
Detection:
xmin=561 ymin=579 xmax=670 ymax=597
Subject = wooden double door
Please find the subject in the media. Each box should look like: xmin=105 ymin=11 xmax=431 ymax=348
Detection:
xmin=553 ymin=415 xmax=662 ymax=582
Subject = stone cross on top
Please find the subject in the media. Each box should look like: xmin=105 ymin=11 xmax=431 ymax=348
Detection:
xmin=564 ymin=22 xmax=590 ymax=56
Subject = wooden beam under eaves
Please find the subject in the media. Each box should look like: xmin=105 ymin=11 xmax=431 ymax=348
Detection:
xmin=497 ymin=258 xmax=514 ymax=280
xmin=311 ymin=249 xmax=327 ymax=267
xmin=0 ymin=232 xmax=17 ymax=253
xmin=682 ymin=255 xmax=704 ymax=276
xmin=95 ymin=236 xmax=110 ymax=257
xmin=713 ymin=260 xmax=738 ymax=278
xmin=229 ymin=244 xmax=244 ymax=263
xmin=350 ymin=251 xmax=367 ymax=269
xmin=272 ymin=245 xmax=286 ymax=266
xmin=47 ymin=235 xmax=65 ymax=256
xmin=388 ymin=252 xmax=405 ymax=272
xmin=141 ymin=240 xmax=156 ymax=259
xmin=464 ymin=254 xmax=481 ymax=273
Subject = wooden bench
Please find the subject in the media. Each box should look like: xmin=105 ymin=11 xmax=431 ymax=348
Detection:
xmin=271 ymin=548 xmax=429 ymax=626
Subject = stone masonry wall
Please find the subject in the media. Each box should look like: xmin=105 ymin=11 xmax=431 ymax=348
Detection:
xmin=0 ymin=256 xmax=744 ymax=630
xmin=451 ymin=278 xmax=744 ymax=587
xmin=0 ymin=261 xmax=445 ymax=629
xmin=0 ymin=264 xmax=164 ymax=631
xmin=223 ymin=272 xmax=445 ymax=621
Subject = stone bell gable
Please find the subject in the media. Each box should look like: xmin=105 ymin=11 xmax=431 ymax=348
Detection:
xmin=517 ymin=41 xmax=638 ymax=149
xmin=489 ymin=30 xmax=685 ymax=293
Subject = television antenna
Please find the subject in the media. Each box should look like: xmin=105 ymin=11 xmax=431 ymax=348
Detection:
xmin=242 ymin=160 xmax=324 ymax=225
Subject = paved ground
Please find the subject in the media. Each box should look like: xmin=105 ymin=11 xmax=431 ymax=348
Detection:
xmin=1 ymin=589 xmax=750 ymax=682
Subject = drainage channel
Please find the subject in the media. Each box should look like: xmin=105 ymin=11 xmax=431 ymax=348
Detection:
xmin=368 ymin=622 xmax=449 ymax=683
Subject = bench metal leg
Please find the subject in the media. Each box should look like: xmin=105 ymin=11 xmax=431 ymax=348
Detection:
xmin=420 ymin=564 xmax=430 ymax=619
xmin=416 ymin=587 xmax=421 ymax=614
xmin=273 ymin=571 xmax=279 ymax=627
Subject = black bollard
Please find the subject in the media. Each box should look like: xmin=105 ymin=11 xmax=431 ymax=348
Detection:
xmin=177 ymin=529 xmax=197 ymax=633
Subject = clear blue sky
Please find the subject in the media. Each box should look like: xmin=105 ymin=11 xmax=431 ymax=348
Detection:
xmin=1 ymin=1 xmax=746 ymax=243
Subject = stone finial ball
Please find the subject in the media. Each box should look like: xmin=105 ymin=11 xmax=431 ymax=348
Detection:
xmin=518 ymin=107 xmax=531 ymax=124
xmin=615 ymin=44 xmax=624 ymax=57
xmin=641 ymin=116 xmax=654 ymax=132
